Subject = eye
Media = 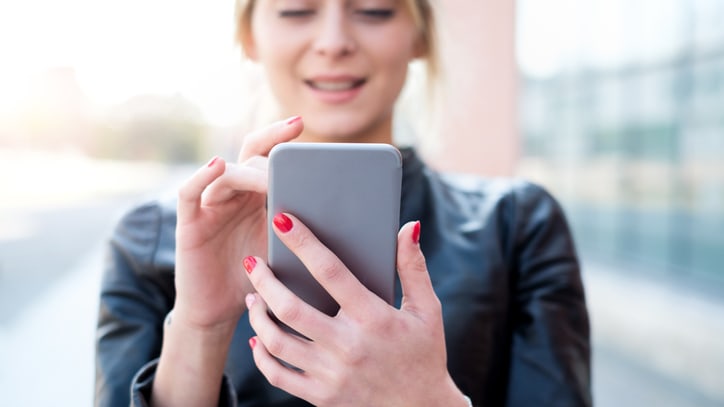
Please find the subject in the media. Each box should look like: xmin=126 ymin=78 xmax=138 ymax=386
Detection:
xmin=355 ymin=8 xmax=396 ymax=20
xmin=278 ymin=9 xmax=315 ymax=18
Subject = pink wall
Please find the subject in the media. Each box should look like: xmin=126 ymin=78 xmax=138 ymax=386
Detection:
xmin=430 ymin=0 xmax=518 ymax=176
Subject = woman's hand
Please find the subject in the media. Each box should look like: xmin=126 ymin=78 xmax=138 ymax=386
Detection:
xmin=244 ymin=213 xmax=469 ymax=407
xmin=173 ymin=117 xmax=303 ymax=330
xmin=152 ymin=117 xmax=303 ymax=407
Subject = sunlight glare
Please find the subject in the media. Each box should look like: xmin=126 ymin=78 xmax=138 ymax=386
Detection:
xmin=0 ymin=0 xmax=244 ymax=125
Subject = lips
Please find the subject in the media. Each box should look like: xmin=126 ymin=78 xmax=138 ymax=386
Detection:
xmin=305 ymin=78 xmax=367 ymax=92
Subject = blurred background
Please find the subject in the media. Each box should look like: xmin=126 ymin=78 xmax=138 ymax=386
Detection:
xmin=1 ymin=0 xmax=722 ymax=405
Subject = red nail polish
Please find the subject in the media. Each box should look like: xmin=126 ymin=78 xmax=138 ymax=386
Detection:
xmin=273 ymin=213 xmax=293 ymax=233
xmin=207 ymin=156 xmax=219 ymax=167
xmin=286 ymin=115 xmax=302 ymax=125
xmin=243 ymin=256 xmax=257 ymax=273
xmin=412 ymin=221 xmax=421 ymax=244
xmin=249 ymin=336 xmax=257 ymax=349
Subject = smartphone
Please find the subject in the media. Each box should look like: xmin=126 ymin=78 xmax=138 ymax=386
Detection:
xmin=267 ymin=142 xmax=402 ymax=317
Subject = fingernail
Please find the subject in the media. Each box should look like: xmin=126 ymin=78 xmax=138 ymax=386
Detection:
xmin=286 ymin=115 xmax=302 ymax=126
xmin=207 ymin=156 xmax=219 ymax=167
xmin=243 ymin=256 xmax=257 ymax=273
xmin=245 ymin=293 xmax=255 ymax=308
xmin=249 ymin=336 xmax=257 ymax=349
xmin=412 ymin=221 xmax=421 ymax=244
xmin=273 ymin=213 xmax=293 ymax=233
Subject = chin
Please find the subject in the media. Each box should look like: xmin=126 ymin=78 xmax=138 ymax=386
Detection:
xmin=302 ymin=119 xmax=367 ymax=142
xmin=301 ymin=112 xmax=390 ymax=144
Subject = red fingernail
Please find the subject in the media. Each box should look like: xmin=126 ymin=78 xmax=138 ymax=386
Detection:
xmin=243 ymin=256 xmax=257 ymax=273
xmin=412 ymin=221 xmax=421 ymax=244
xmin=249 ymin=336 xmax=257 ymax=349
xmin=273 ymin=213 xmax=293 ymax=233
xmin=286 ymin=115 xmax=302 ymax=125
xmin=207 ymin=156 xmax=219 ymax=167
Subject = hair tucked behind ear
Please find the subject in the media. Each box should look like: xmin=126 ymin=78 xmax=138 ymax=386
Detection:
xmin=234 ymin=0 xmax=255 ymax=56
xmin=405 ymin=0 xmax=439 ymax=82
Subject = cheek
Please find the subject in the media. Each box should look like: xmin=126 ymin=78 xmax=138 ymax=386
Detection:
xmin=370 ymin=28 xmax=418 ymax=76
xmin=255 ymin=35 xmax=302 ymax=91
xmin=377 ymin=40 xmax=416 ymax=90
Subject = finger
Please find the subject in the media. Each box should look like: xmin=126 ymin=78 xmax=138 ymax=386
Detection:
xmin=177 ymin=156 xmax=226 ymax=222
xmin=271 ymin=213 xmax=383 ymax=316
xmin=249 ymin=335 xmax=313 ymax=400
xmin=200 ymin=162 xmax=267 ymax=206
xmin=244 ymin=256 xmax=335 ymax=342
xmin=396 ymin=221 xmax=439 ymax=317
xmin=245 ymin=292 xmax=318 ymax=371
xmin=238 ymin=116 xmax=303 ymax=162
xmin=241 ymin=155 xmax=269 ymax=172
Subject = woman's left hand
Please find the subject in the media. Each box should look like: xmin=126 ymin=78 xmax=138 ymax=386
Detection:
xmin=244 ymin=213 xmax=469 ymax=407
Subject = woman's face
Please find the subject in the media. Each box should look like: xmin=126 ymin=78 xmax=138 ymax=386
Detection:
xmin=248 ymin=0 xmax=422 ymax=143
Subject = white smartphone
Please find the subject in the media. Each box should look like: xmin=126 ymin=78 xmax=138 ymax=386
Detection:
xmin=267 ymin=142 xmax=402 ymax=316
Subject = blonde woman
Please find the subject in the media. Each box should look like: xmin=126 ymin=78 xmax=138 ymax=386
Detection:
xmin=95 ymin=1 xmax=591 ymax=406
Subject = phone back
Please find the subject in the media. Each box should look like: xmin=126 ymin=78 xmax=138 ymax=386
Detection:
xmin=268 ymin=143 xmax=402 ymax=316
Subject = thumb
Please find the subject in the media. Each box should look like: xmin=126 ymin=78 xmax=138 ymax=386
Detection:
xmin=397 ymin=221 xmax=438 ymax=316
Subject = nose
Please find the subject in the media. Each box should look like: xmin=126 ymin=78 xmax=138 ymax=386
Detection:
xmin=312 ymin=7 xmax=357 ymax=57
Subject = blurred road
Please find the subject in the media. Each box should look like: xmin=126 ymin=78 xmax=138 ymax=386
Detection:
xmin=1 ymin=200 xmax=141 ymax=323
xmin=0 ymin=150 xmax=191 ymax=405
xmin=1 ymin=152 xmax=722 ymax=406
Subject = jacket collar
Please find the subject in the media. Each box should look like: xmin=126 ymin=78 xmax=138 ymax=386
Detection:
xmin=399 ymin=147 xmax=429 ymax=226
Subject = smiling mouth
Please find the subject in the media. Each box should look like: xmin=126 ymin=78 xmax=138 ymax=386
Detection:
xmin=305 ymin=79 xmax=367 ymax=92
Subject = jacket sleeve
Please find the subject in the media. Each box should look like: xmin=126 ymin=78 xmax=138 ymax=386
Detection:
xmin=94 ymin=201 xmax=175 ymax=407
xmin=506 ymin=183 xmax=592 ymax=407
xmin=94 ymin=200 xmax=240 ymax=407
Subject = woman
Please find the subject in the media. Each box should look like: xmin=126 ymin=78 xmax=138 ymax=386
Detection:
xmin=95 ymin=1 xmax=591 ymax=406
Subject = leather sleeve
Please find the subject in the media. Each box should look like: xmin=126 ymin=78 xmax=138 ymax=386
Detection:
xmin=506 ymin=183 xmax=592 ymax=406
xmin=94 ymin=202 xmax=175 ymax=407
xmin=93 ymin=200 xmax=242 ymax=407
xmin=129 ymin=359 xmax=237 ymax=407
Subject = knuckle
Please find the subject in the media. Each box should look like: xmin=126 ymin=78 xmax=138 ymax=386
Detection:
xmin=177 ymin=183 xmax=195 ymax=202
xmin=265 ymin=335 xmax=286 ymax=357
xmin=275 ymin=298 xmax=302 ymax=325
xmin=413 ymin=258 xmax=428 ymax=273
xmin=403 ymin=255 xmax=426 ymax=273
xmin=375 ymin=316 xmax=406 ymax=339
xmin=431 ymin=294 xmax=443 ymax=312
xmin=338 ymin=337 xmax=367 ymax=366
xmin=293 ymin=231 xmax=314 ymax=251
xmin=317 ymin=259 xmax=344 ymax=283
xmin=265 ymin=369 xmax=284 ymax=388
xmin=426 ymin=290 xmax=443 ymax=316
xmin=253 ymin=275 xmax=271 ymax=294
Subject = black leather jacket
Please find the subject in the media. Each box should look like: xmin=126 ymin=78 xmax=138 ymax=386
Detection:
xmin=95 ymin=148 xmax=591 ymax=407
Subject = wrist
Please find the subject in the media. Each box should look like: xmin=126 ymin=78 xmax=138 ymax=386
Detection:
xmin=153 ymin=309 xmax=237 ymax=407
xmin=168 ymin=307 xmax=239 ymax=338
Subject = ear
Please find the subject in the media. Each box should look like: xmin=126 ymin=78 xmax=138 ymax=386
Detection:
xmin=411 ymin=32 xmax=428 ymax=60
xmin=240 ymin=29 xmax=258 ymax=61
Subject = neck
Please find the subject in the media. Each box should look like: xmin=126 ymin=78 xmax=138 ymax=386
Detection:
xmin=296 ymin=115 xmax=394 ymax=145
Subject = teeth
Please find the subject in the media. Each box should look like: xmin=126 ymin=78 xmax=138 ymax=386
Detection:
xmin=310 ymin=81 xmax=358 ymax=91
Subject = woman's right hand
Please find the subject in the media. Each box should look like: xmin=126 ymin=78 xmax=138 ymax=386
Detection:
xmin=153 ymin=117 xmax=304 ymax=407
xmin=172 ymin=116 xmax=303 ymax=331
